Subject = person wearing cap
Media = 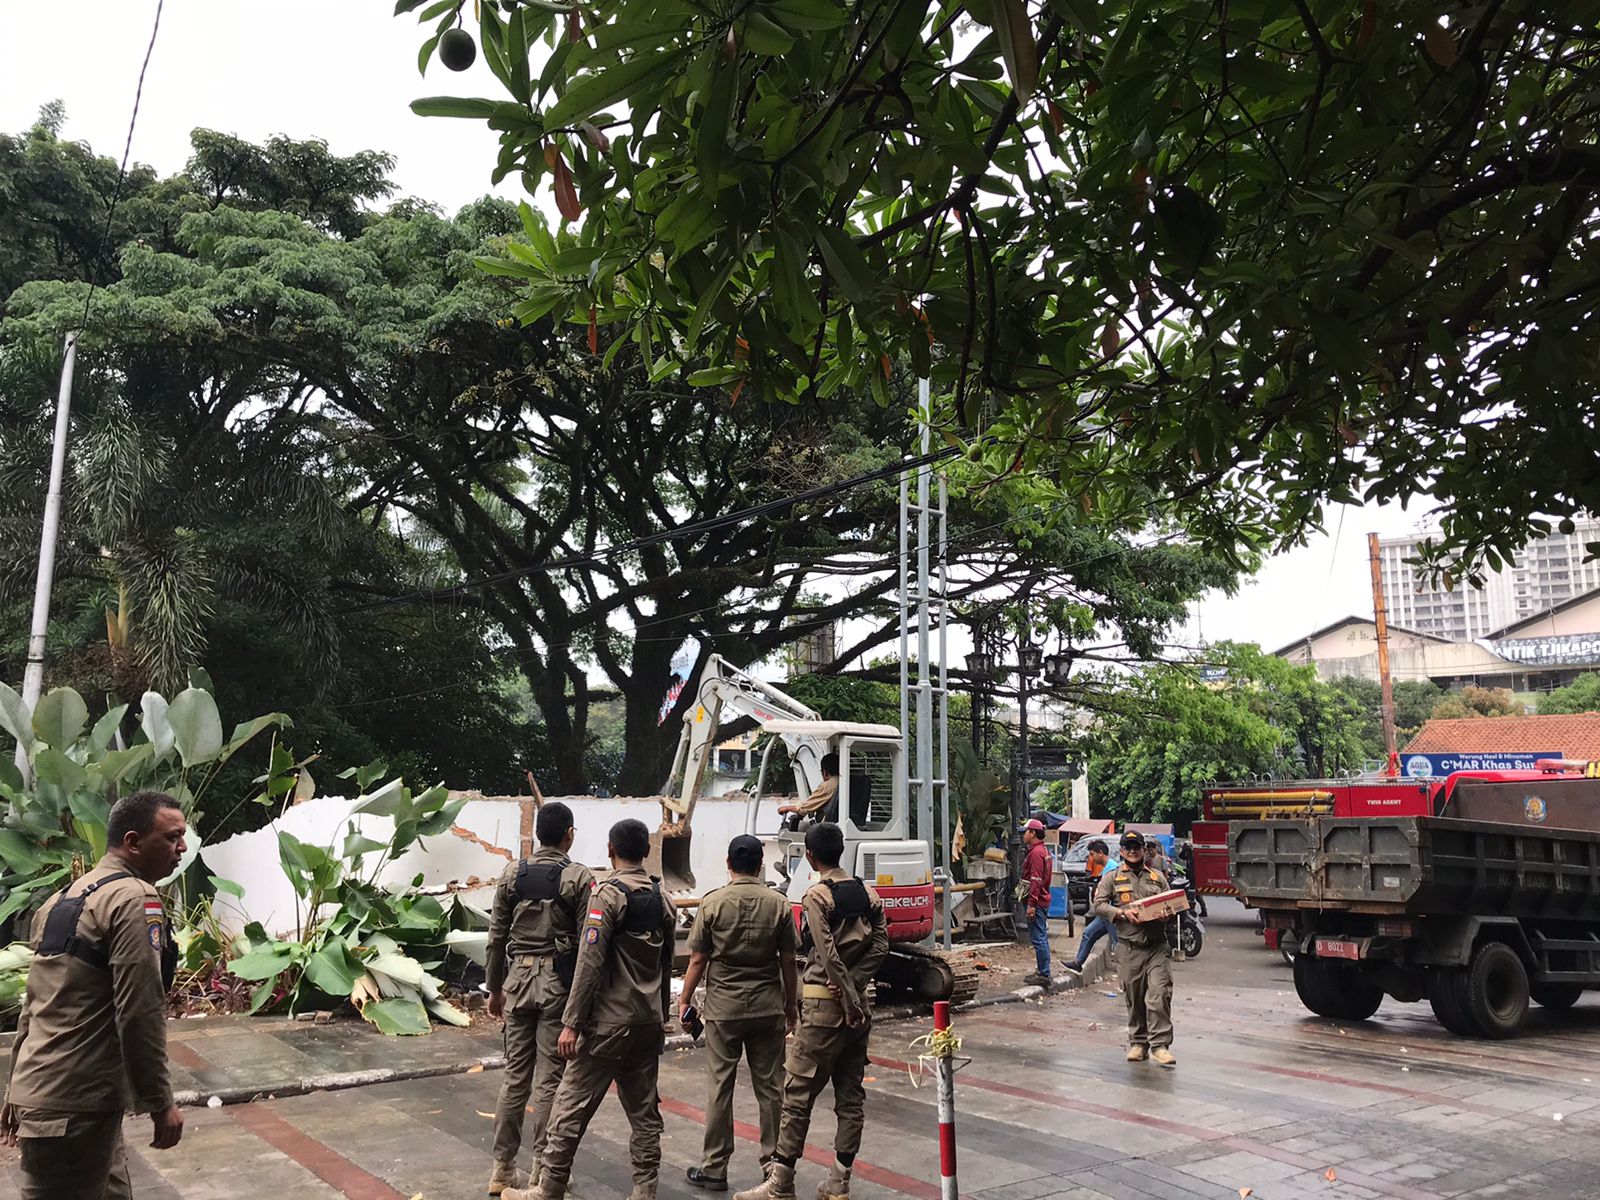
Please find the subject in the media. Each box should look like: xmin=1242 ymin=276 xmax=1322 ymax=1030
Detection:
xmin=679 ymin=835 xmax=800 ymax=1191
xmin=1019 ymin=819 xmax=1054 ymax=986
xmin=1092 ymin=831 xmax=1177 ymax=1067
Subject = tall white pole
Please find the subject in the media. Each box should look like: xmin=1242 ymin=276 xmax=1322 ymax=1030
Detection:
xmin=15 ymin=331 xmax=79 ymax=772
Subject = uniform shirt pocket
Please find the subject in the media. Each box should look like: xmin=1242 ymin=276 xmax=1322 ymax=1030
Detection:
xmin=16 ymin=1115 xmax=70 ymax=1139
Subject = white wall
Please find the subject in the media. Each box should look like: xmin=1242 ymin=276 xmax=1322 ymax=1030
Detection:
xmin=200 ymin=793 xmax=787 ymax=938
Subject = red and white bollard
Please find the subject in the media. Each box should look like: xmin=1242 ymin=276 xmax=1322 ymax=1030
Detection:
xmin=934 ymin=1000 xmax=958 ymax=1200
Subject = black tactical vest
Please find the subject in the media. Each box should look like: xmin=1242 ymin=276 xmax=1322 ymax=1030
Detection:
xmin=800 ymin=877 xmax=870 ymax=952
xmin=37 ymin=872 xmax=177 ymax=992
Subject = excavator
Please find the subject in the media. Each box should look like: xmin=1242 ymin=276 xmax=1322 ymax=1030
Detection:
xmin=651 ymin=654 xmax=978 ymax=1006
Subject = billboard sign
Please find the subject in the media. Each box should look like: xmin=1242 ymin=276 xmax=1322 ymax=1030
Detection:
xmin=1480 ymin=634 xmax=1600 ymax=668
xmin=1402 ymin=752 xmax=1559 ymax=778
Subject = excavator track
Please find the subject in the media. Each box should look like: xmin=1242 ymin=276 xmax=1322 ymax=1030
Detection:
xmin=878 ymin=943 xmax=980 ymax=1007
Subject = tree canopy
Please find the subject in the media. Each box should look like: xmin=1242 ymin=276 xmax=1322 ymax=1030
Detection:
xmin=1538 ymin=672 xmax=1600 ymax=715
xmin=3 ymin=115 xmax=1235 ymax=799
xmin=400 ymin=0 xmax=1600 ymax=577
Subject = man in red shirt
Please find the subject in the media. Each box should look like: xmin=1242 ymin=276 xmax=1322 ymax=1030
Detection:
xmin=1020 ymin=819 xmax=1054 ymax=986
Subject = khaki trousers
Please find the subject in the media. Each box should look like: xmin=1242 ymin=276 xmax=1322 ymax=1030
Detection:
xmin=538 ymin=1023 xmax=664 ymax=1191
xmin=493 ymin=987 xmax=568 ymax=1163
xmin=1117 ymin=937 xmax=1174 ymax=1049
xmin=700 ymin=1014 xmax=786 ymax=1176
xmin=774 ymin=1003 xmax=871 ymax=1163
xmin=16 ymin=1108 xmax=130 ymax=1200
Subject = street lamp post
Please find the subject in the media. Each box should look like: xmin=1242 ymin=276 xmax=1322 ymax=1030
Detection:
xmin=964 ymin=649 xmax=994 ymax=759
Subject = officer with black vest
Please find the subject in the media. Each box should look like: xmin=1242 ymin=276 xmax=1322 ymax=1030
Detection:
xmin=1 ymin=790 xmax=186 ymax=1200
xmin=485 ymin=801 xmax=596 ymax=1196
xmin=735 ymin=822 xmax=888 ymax=1200
xmin=508 ymin=818 xmax=677 ymax=1200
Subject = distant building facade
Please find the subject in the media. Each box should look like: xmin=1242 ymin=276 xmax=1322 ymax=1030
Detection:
xmin=1379 ymin=519 xmax=1600 ymax=641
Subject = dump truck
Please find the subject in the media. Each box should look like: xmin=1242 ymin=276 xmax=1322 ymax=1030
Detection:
xmin=650 ymin=654 xmax=977 ymax=1005
xmin=1231 ymin=765 xmax=1600 ymax=1037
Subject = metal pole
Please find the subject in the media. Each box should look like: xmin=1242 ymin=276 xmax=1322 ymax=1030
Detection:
xmin=934 ymin=1000 xmax=958 ymax=1200
xmin=934 ymin=388 xmax=951 ymax=949
xmin=899 ymin=457 xmax=910 ymax=800
xmin=915 ymin=401 xmax=933 ymax=848
xmin=15 ymin=331 xmax=79 ymax=774
xmin=1367 ymin=532 xmax=1398 ymax=775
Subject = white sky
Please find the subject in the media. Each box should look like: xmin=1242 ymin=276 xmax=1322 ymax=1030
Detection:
xmin=3 ymin=1 xmax=1446 ymax=663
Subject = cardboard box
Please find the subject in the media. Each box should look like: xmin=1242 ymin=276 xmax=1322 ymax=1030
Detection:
xmin=1131 ymin=887 xmax=1189 ymax=920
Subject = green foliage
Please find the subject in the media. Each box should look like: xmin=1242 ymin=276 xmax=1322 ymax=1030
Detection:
xmin=1538 ymin=673 xmax=1600 ymax=716
xmin=1326 ymin=676 xmax=1444 ymax=755
xmin=0 ymin=680 xmax=286 ymax=926
xmin=0 ymin=941 xmax=31 ymax=1029
xmin=949 ymin=739 xmax=1010 ymax=862
xmin=1429 ymin=685 xmax=1522 ymax=720
xmin=212 ymin=778 xmax=483 ymax=1033
xmin=1083 ymin=643 xmax=1367 ymax=823
xmin=402 ymin=2 xmax=1600 ymax=575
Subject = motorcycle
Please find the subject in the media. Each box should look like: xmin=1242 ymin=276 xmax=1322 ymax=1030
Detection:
xmin=1166 ymin=865 xmax=1206 ymax=959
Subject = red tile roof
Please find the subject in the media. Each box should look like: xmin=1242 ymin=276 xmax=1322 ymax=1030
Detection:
xmin=1404 ymin=713 xmax=1600 ymax=759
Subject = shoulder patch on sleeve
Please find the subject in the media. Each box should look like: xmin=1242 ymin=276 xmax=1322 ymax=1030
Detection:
xmin=584 ymin=925 xmax=599 ymax=944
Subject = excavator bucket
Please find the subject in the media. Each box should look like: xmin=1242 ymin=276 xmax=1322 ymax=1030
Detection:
xmin=648 ymin=824 xmax=696 ymax=893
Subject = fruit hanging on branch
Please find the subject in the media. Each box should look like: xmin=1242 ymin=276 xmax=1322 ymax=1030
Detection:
xmin=438 ymin=26 xmax=476 ymax=71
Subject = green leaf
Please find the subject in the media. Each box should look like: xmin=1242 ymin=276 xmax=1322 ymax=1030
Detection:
xmin=187 ymin=666 xmax=215 ymax=695
xmin=981 ymin=0 xmax=1038 ymax=102
xmin=168 ymin=687 xmax=224 ymax=767
xmin=425 ymin=995 xmax=472 ymax=1026
xmin=442 ymin=929 xmax=489 ymax=966
xmin=227 ymin=942 xmax=297 ymax=981
xmin=410 ymin=96 xmax=502 ymax=119
xmin=303 ymin=941 xmax=365 ymax=996
xmin=343 ymin=828 xmax=388 ymax=859
xmin=209 ymin=875 xmax=245 ymax=899
xmin=0 ymin=683 xmax=30 ymax=751
xmin=33 ymin=688 xmax=88 ymax=750
xmin=695 ymin=57 xmax=735 ymax=190
xmin=414 ymin=797 xmax=467 ymax=837
xmin=140 ymin=692 xmax=175 ymax=762
xmin=34 ymin=747 xmax=87 ymax=792
xmin=89 ymin=704 xmax=128 ymax=754
xmin=362 ymin=996 xmax=431 ymax=1036
xmin=0 ymin=831 xmax=42 ymax=875
xmin=542 ymin=49 xmax=678 ymax=130
xmin=367 ymin=951 xmax=427 ymax=988
xmin=352 ymin=778 xmax=407 ymax=818
xmin=813 ymin=225 xmax=874 ymax=304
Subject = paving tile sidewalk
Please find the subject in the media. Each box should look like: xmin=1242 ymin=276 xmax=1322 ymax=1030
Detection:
xmin=1 ymin=1013 xmax=507 ymax=1105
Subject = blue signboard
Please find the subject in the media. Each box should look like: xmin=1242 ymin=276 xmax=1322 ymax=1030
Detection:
xmin=1402 ymin=752 xmax=1559 ymax=779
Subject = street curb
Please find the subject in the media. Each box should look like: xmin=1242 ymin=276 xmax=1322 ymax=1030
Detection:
xmin=167 ymin=954 xmax=1112 ymax=1110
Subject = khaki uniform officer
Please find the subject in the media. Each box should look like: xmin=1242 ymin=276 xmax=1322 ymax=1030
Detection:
xmin=485 ymin=801 xmax=596 ymax=1196
xmin=680 ymin=834 xmax=799 ymax=1191
xmin=1 ymin=791 xmax=188 ymax=1200
xmin=1092 ymin=830 xmax=1176 ymax=1067
xmin=735 ymin=822 xmax=888 ymax=1200
xmin=509 ymin=818 xmax=677 ymax=1200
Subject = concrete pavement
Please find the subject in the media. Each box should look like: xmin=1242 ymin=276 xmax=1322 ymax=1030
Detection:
xmin=6 ymin=899 xmax=1600 ymax=1199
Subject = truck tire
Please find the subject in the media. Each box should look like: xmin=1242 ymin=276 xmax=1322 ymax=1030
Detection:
xmin=1293 ymin=954 xmax=1382 ymax=1020
xmin=1529 ymin=982 xmax=1583 ymax=1011
xmin=1462 ymin=942 xmax=1529 ymax=1038
xmin=1428 ymin=968 xmax=1481 ymax=1036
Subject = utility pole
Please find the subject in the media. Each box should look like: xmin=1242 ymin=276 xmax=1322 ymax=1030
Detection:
xmin=15 ymin=332 xmax=79 ymax=775
xmin=1367 ymin=531 xmax=1398 ymax=775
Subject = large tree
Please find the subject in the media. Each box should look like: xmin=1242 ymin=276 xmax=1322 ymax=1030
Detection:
xmin=400 ymin=0 xmax=1600 ymax=576
xmin=0 ymin=120 xmax=538 ymax=806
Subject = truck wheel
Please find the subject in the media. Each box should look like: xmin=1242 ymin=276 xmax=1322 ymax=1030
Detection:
xmin=1530 ymin=982 xmax=1583 ymax=1011
xmin=1294 ymin=954 xmax=1381 ymax=1020
xmin=1428 ymin=968 xmax=1482 ymax=1037
xmin=1463 ymin=942 xmax=1529 ymax=1038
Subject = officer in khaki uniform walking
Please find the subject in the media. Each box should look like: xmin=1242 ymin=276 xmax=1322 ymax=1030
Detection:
xmin=484 ymin=801 xmax=596 ymax=1195
xmin=735 ymin=822 xmax=888 ymax=1200
xmin=1 ymin=790 xmax=187 ymax=1199
xmin=1092 ymin=830 xmax=1177 ymax=1067
xmin=679 ymin=834 xmax=799 ymax=1191
xmin=507 ymin=818 xmax=676 ymax=1200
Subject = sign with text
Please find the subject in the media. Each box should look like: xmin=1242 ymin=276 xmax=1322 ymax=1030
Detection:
xmin=1402 ymin=752 xmax=1559 ymax=778
xmin=1480 ymin=634 xmax=1600 ymax=668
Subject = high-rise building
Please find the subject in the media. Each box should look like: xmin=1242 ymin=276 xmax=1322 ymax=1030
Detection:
xmin=1380 ymin=518 xmax=1600 ymax=641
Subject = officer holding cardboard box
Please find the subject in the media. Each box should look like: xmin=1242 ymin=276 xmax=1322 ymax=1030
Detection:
xmin=1092 ymin=830 xmax=1176 ymax=1067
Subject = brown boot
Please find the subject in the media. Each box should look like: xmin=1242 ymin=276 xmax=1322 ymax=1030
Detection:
xmin=1151 ymin=1046 xmax=1176 ymax=1068
xmin=734 ymin=1162 xmax=796 ymax=1200
xmin=815 ymin=1161 xmax=851 ymax=1200
xmin=1126 ymin=1044 xmax=1148 ymax=1062
xmin=489 ymin=1161 xmax=527 ymax=1196
xmin=503 ymin=1178 xmax=560 ymax=1200
xmin=628 ymin=1179 xmax=658 ymax=1200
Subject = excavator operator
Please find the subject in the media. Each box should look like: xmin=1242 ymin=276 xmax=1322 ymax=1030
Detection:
xmin=777 ymin=754 xmax=839 ymax=831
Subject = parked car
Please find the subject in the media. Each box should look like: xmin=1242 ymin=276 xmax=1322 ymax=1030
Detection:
xmin=1060 ymin=837 xmax=1111 ymax=913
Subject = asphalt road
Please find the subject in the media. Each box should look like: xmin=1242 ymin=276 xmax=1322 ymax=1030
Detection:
xmin=5 ymin=899 xmax=1600 ymax=1199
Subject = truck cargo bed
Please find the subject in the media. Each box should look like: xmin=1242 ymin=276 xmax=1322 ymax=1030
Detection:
xmin=1232 ymin=816 xmax=1600 ymax=919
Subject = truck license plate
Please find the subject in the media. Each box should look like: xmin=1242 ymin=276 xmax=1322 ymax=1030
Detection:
xmin=1315 ymin=937 xmax=1362 ymax=961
